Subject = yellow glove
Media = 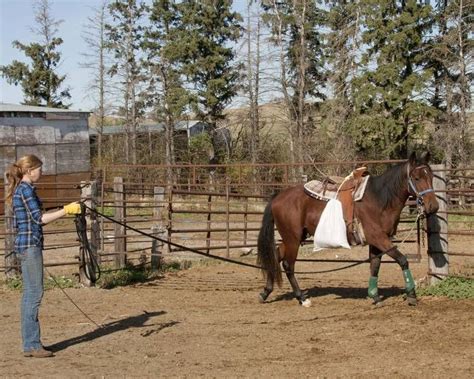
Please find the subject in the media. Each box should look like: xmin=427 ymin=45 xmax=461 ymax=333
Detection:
xmin=64 ymin=202 xmax=82 ymax=215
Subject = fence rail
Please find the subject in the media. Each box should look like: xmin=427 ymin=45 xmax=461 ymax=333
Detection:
xmin=2 ymin=161 xmax=473 ymax=286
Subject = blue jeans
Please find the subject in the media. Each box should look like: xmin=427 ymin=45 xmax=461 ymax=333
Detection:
xmin=18 ymin=246 xmax=44 ymax=352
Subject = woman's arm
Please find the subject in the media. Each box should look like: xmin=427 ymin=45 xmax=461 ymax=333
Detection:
xmin=41 ymin=208 xmax=67 ymax=225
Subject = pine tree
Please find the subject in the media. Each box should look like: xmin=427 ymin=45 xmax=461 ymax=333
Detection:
xmin=0 ymin=0 xmax=70 ymax=108
xmin=349 ymin=0 xmax=434 ymax=159
xmin=144 ymin=0 xmax=191 ymax=179
xmin=175 ymin=0 xmax=242 ymax=161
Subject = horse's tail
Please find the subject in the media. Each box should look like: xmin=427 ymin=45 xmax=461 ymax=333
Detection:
xmin=257 ymin=198 xmax=282 ymax=287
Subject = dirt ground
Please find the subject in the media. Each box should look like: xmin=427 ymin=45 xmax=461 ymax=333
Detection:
xmin=0 ymin=241 xmax=473 ymax=378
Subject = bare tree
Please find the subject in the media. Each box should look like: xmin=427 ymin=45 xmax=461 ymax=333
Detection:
xmin=106 ymin=0 xmax=147 ymax=165
xmin=80 ymin=0 xmax=112 ymax=167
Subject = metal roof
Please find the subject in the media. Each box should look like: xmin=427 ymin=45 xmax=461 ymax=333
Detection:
xmin=0 ymin=102 xmax=90 ymax=113
xmin=89 ymin=120 xmax=208 ymax=135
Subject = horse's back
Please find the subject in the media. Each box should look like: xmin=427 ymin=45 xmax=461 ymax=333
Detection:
xmin=272 ymin=184 xmax=325 ymax=240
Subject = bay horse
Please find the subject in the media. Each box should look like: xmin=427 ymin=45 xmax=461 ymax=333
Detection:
xmin=257 ymin=151 xmax=439 ymax=307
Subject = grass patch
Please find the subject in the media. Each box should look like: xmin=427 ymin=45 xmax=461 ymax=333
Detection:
xmin=418 ymin=276 xmax=474 ymax=299
xmin=97 ymin=260 xmax=192 ymax=289
xmin=4 ymin=275 xmax=77 ymax=291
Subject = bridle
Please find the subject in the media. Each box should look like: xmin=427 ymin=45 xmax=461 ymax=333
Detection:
xmin=407 ymin=164 xmax=435 ymax=209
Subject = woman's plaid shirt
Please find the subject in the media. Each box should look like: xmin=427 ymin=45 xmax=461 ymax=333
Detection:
xmin=13 ymin=181 xmax=43 ymax=253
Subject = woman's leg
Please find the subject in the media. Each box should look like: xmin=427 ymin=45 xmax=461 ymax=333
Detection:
xmin=18 ymin=246 xmax=44 ymax=352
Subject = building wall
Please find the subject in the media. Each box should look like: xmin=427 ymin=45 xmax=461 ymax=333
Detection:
xmin=0 ymin=112 xmax=91 ymax=212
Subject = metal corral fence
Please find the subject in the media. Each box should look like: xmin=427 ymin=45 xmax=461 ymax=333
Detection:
xmin=1 ymin=162 xmax=473 ymax=284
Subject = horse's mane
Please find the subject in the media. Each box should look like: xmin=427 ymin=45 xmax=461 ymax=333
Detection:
xmin=367 ymin=162 xmax=408 ymax=210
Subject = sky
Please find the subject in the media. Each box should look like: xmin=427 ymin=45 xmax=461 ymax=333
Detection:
xmin=0 ymin=0 xmax=112 ymax=111
xmin=1 ymin=0 xmax=251 ymax=113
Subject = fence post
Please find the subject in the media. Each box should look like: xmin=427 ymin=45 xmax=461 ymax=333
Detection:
xmin=151 ymin=186 xmax=166 ymax=271
xmin=427 ymin=164 xmax=449 ymax=284
xmin=114 ymin=177 xmax=126 ymax=268
xmin=225 ymin=177 xmax=230 ymax=258
xmin=4 ymin=173 xmax=19 ymax=277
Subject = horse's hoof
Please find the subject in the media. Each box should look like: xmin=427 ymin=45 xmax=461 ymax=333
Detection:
xmin=258 ymin=293 xmax=266 ymax=303
xmin=300 ymin=298 xmax=312 ymax=307
xmin=368 ymin=295 xmax=383 ymax=306
xmin=407 ymin=296 xmax=417 ymax=306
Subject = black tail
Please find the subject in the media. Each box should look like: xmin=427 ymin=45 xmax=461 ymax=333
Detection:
xmin=257 ymin=199 xmax=282 ymax=287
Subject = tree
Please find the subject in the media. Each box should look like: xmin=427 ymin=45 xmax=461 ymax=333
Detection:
xmin=144 ymin=0 xmax=191 ymax=182
xmin=0 ymin=0 xmax=71 ymax=108
xmin=261 ymin=0 xmax=327 ymax=174
xmin=428 ymin=0 xmax=473 ymax=167
xmin=106 ymin=0 xmax=147 ymax=164
xmin=349 ymin=0 xmax=433 ymax=159
xmin=175 ymin=0 xmax=242 ymax=161
xmin=80 ymin=0 xmax=113 ymax=167
xmin=243 ymin=0 xmax=263 ymax=164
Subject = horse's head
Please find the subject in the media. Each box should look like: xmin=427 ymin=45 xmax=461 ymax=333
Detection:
xmin=407 ymin=151 xmax=439 ymax=215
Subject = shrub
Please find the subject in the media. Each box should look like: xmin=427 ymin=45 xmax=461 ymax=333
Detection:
xmin=417 ymin=276 xmax=474 ymax=299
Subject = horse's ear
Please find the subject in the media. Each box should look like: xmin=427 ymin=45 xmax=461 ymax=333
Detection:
xmin=409 ymin=151 xmax=417 ymax=166
xmin=420 ymin=151 xmax=431 ymax=164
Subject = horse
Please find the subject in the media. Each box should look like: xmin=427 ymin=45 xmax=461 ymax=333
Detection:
xmin=257 ymin=151 xmax=439 ymax=307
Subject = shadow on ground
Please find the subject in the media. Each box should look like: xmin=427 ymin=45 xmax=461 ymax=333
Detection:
xmin=47 ymin=310 xmax=177 ymax=352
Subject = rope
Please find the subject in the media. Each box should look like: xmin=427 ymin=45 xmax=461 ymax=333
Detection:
xmin=75 ymin=204 xmax=101 ymax=283
xmin=44 ymin=266 xmax=104 ymax=329
xmin=84 ymin=204 xmax=385 ymax=275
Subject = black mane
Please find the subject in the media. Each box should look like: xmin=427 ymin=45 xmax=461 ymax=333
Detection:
xmin=367 ymin=162 xmax=408 ymax=210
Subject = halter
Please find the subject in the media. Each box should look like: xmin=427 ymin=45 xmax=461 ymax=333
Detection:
xmin=407 ymin=164 xmax=435 ymax=207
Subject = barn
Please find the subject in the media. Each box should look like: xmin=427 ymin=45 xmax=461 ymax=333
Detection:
xmin=0 ymin=103 xmax=91 ymax=212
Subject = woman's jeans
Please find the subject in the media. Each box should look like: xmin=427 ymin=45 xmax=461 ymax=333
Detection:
xmin=17 ymin=246 xmax=44 ymax=351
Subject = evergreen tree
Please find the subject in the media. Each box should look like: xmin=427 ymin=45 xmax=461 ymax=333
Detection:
xmin=0 ymin=0 xmax=70 ymax=108
xmin=349 ymin=0 xmax=433 ymax=159
xmin=175 ymin=0 xmax=242 ymax=161
xmin=144 ymin=0 xmax=191 ymax=178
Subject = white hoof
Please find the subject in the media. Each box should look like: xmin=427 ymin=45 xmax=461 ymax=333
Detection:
xmin=301 ymin=299 xmax=312 ymax=307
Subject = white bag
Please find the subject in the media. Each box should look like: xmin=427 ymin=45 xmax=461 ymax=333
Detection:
xmin=313 ymin=199 xmax=350 ymax=251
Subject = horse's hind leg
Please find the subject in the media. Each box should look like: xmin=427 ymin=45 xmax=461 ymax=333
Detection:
xmin=282 ymin=260 xmax=310 ymax=307
xmin=385 ymin=246 xmax=417 ymax=306
xmin=368 ymin=245 xmax=383 ymax=305
xmin=259 ymin=275 xmax=274 ymax=303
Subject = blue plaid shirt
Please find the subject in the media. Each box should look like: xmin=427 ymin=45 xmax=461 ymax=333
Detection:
xmin=13 ymin=181 xmax=44 ymax=253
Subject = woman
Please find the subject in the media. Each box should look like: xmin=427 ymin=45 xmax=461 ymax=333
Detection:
xmin=6 ymin=154 xmax=81 ymax=358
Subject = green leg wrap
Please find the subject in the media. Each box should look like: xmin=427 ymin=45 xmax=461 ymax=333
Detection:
xmin=368 ymin=276 xmax=378 ymax=298
xmin=403 ymin=269 xmax=415 ymax=293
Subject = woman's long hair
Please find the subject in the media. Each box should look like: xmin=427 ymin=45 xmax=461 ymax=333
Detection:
xmin=5 ymin=154 xmax=43 ymax=204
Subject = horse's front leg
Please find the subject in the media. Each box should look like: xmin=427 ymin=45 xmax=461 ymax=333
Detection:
xmin=368 ymin=245 xmax=383 ymax=305
xmin=282 ymin=260 xmax=311 ymax=307
xmin=385 ymin=246 xmax=417 ymax=306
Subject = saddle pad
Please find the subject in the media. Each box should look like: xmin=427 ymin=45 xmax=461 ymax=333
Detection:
xmin=304 ymin=180 xmax=337 ymax=201
xmin=353 ymin=175 xmax=370 ymax=201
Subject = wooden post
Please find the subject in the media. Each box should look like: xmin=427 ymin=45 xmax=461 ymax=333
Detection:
xmin=114 ymin=177 xmax=126 ymax=268
xmin=226 ymin=177 xmax=230 ymax=258
xmin=427 ymin=164 xmax=449 ymax=285
xmin=4 ymin=173 xmax=19 ymax=277
xmin=151 ymin=186 xmax=166 ymax=271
